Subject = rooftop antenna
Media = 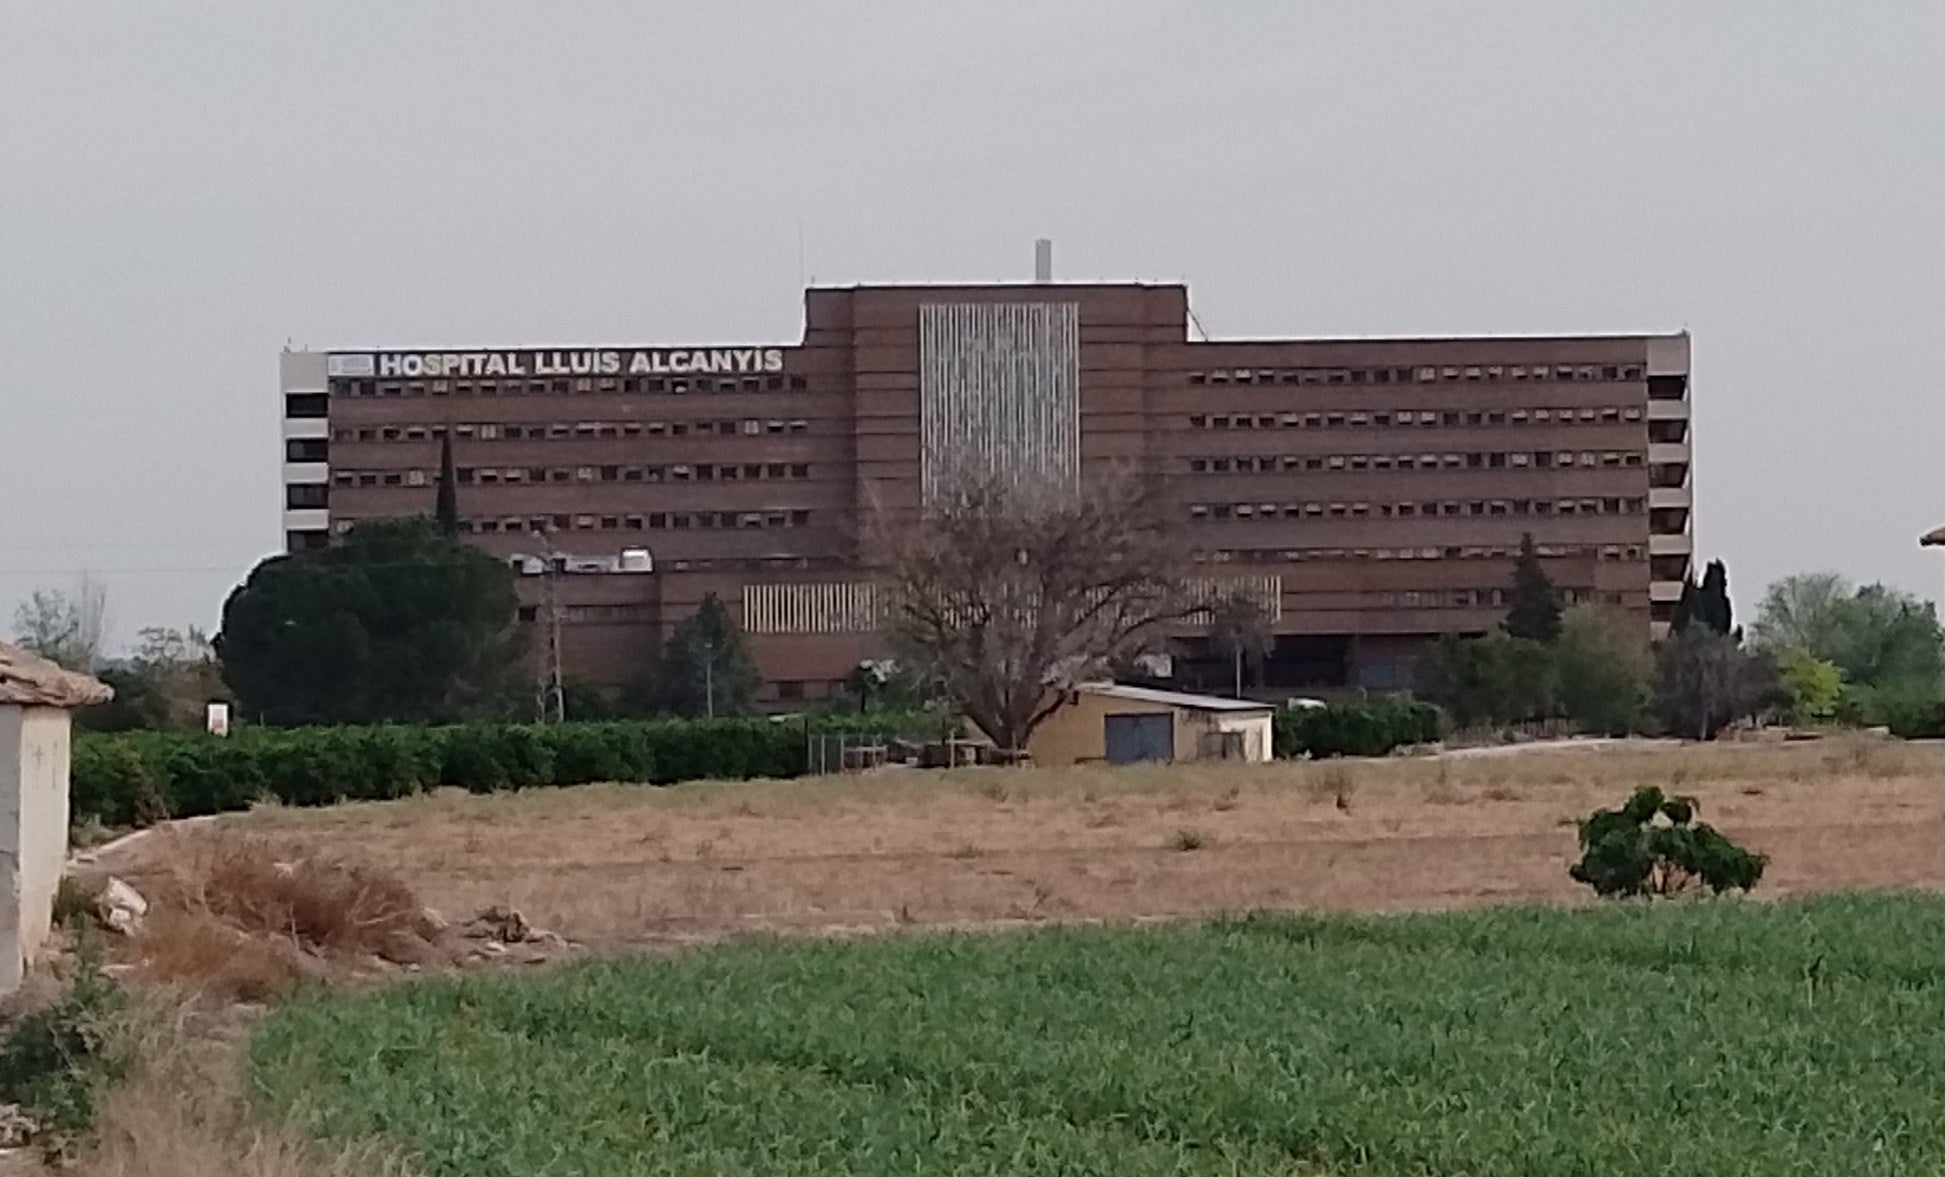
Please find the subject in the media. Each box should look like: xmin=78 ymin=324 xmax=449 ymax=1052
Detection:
xmin=1034 ymin=239 xmax=1053 ymax=283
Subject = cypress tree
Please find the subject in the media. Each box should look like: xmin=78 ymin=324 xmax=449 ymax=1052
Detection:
xmin=435 ymin=432 xmax=460 ymax=538
xmin=1504 ymin=532 xmax=1564 ymax=643
xmin=1696 ymin=559 xmax=1733 ymax=636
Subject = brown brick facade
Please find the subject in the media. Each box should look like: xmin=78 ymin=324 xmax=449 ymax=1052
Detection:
xmin=281 ymin=282 xmax=1692 ymax=702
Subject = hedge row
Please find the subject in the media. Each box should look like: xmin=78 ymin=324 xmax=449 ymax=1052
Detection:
xmin=69 ymin=714 xmax=931 ymax=829
xmin=1273 ymin=700 xmax=1446 ymax=759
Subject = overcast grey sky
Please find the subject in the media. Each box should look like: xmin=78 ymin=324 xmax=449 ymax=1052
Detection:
xmin=4 ymin=3 xmax=1942 ymax=650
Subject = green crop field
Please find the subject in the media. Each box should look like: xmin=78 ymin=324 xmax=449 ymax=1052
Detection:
xmin=252 ymin=895 xmax=1945 ymax=1176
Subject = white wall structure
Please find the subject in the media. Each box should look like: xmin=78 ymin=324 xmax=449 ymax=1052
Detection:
xmin=0 ymin=644 xmax=111 ymax=993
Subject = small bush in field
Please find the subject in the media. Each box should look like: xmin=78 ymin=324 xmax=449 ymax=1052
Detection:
xmin=1169 ymin=828 xmax=1208 ymax=852
xmin=1570 ymin=785 xmax=1765 ymax=898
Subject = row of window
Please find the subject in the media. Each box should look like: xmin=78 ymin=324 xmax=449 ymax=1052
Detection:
xmin=329 ymin=461 xmax=814 ymax=489
xmin=1189 ymin=496 xmax=1646 ymax=522
xmin=1189 ymin=404 xmax=1645 ymax=431
xmin=1188 ymin=542 xmax=1645 ymax=564
xmin=331 ymin=374 xmax=810 ymax=398
xmin=1187 ymin=449 xmax=1647 ymax=475
xmin=331 ymin=417 xmax=813 ymax=444
xmin=1378 ymin=587 xmax=1628 ymax=609
xmin=458 ymin=509 xmax=813 ymax=535
xmin=1187 ymin=363 xmax=1646 ymax=388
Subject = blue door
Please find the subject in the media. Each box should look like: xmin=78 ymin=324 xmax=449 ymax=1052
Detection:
xmin=1104 ymin=713 xmax=1174 ymax=764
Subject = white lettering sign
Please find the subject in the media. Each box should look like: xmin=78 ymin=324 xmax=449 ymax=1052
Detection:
xmin=361 ymin=348 xmax=787 ymax=380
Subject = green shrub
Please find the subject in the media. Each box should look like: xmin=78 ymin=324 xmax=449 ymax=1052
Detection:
xmin=546 ymin=722 xmax=657 ymax=786
xmin=1569 ymin=786 xmax=1766 ymax=898
xmin=1274 ymin=700 xmax=1444 ymax=759
xmin=0 ymin=950 xmax=129 ymax=1153
xmin=68 ymin=713 xmax=935 ymax=828
xmin=67 ymin=739 xmax=168 ymax=828
xmin=1837 ymin=680 xmax=1945 ymax=738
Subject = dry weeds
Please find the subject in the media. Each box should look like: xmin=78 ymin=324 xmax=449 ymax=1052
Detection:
xmin=141 ymin=832 xmax=439 ymax=959
xmin=72 ymin=999 xmax=408 ymax=1177
xmin=90 ymin=739 xmax=1945 ymax=947
xmin=132 ymin=911 xmax=311 ymax=1005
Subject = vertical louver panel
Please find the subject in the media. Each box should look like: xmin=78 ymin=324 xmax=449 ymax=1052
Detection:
xmin=919 ymin=302 xmax=1081 ymax=506
xmin=742 ymin=583 xmax=879 ymax=634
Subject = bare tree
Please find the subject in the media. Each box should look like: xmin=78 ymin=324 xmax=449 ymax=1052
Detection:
xmin=879 ymin=467 xmax=1182 ymax=756
xmin=1204 ymin=591 xmax=1274 ymax=698
xmin=12 ymin=576 xmax=109 ymax=671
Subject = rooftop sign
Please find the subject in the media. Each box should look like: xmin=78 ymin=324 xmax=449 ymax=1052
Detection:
xmin=326 ymin=348 xmax=784 ymax=379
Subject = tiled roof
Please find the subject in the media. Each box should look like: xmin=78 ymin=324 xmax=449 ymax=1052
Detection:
xmin=0 ymin=643 xmax=112 ymax=708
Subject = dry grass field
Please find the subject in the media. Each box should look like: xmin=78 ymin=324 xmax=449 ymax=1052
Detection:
xmin=102 ymin=737 xmax=1945 ymax=947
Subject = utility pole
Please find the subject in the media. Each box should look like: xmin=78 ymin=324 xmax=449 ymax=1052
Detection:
xmin=702 ymin=637 xmax=716 ymax=719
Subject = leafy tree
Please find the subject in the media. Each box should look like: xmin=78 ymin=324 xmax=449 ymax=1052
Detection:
xmin=80 ymin=627 xmax=224 ymax=732
xmin=13 ymin=578 xmax=109 ymax=672
xmin=1415 ymin=631 xmax=1555 ymax=729
xmin=1654 ymin=627 xmax=1783 ymax=739
xmin=1824 ymin=584 xmax=1943 ymax=689
xmin=1204 ymin=591 xmax=1274 ymax=698
xmin=216 ymin=519 xmax=528 ymax=725
xmin=654 ymin=593 xmax=760 ymax=718
xmin=435 ymin=432 xmax=460 ymax=538
xmin=1773 ymin=646 xmax=1843 ymax=725
xmin=1750 ymin=574 xmax=1943 ymax=692
xmin=1502 ymin=533 xmax=1563 ymax=643
xmin=1748 ymin=572 xmax=1852 ymax=653
xmin=1553 ymin=605 xmax=1651 ymax=735
xmin=1569 ymin=786 xmax=1765 ymax=898
xmin=881 ymin=466 xmax=1181 ymax=755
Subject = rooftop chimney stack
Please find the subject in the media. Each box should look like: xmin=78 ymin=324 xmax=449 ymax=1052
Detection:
xmin=1034 ymin=238 xmax=1053 ymax=283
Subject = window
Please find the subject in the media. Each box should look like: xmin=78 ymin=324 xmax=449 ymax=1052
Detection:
xmin=285 ymin=393 xmax=328 ymax=418
xmin=284 ymin=438 xmax=328 ymax=462
xmin=285 ymin=483 xmax=328 ymax=508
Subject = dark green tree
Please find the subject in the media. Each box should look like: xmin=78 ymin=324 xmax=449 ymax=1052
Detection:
xmin=654 ymin=593 xmax=761 ymax=718
xmin=215 ymin=519 xmax=528 ymax=725
xmin=1569 ymin=786 xmax=1766 ymax=898
xmin=1672 ymin=559 xmax=1734 ymax=637
xmin=1503 ymin=533 xmax=1563 ymax=643
xmin=435 ymin=432 xmax=460 ymax=538
xmin=1695 ymin=559 xmax=1733 ymax=636
xmin=1553 ymin=605 xmax=1651 ymax=736
xmin=1415 ymin=631 xmax=1556 ymax=728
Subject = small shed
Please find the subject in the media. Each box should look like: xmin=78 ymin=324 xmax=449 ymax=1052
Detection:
xmin=1024 ymin=684 xmax=1276 ymax=767
xmin=0 ymin=643 xmax=111 ymax=992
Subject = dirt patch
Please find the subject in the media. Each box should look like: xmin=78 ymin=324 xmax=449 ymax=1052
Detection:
xmin=93 ymin=741 xmax=1945 ymax=946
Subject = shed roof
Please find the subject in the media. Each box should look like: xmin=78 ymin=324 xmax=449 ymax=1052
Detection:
xmin=1080 ymin=683 xmax=1274 ymax=714
xmin=0 ymin=643 xmax=112 ymax=708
